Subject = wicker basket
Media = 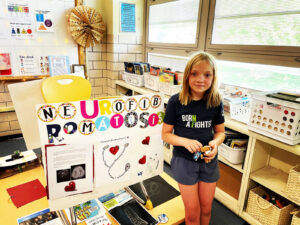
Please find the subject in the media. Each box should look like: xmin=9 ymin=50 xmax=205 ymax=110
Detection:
xmin=291 ymin=210 xmax=300 ymax=225
xmin=286 ymin=164 xmax=300 ymax=202
xmin=246 ymin=186 xmax=294 ymax=225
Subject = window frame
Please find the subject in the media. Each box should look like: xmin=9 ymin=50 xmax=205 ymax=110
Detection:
xmin=145 ymin=0 xmax=203 ymax=49
xmin=205 ymin=0 xmax=300 ymax=56
xmin=145 ymin=0 xmax=300 ymax=68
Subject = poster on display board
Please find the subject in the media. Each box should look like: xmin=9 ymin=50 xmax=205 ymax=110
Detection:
xmin=35 ymin=9 xmax=54 ymax=32
xmin=17 ymin=53 xmax=37 ymax=75
xmin=36 ymin=94 xmax=165 ymax=200
xmin=7 ymin=0 xmax=35 ymax=39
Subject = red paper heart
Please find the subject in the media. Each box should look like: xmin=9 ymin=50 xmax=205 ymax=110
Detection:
xmin=139 ymin=155 xmax=146 ymax=164
xmin=64 ymin=181 xmax=76 ymax=192
xmin=109 ymin=146 xmax=119 ymax=155
xmin=142 ymin=136 xmax=150 ymax=145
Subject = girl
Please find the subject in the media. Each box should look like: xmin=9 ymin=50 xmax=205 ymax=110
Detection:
xmin=162 ymin=52 xmax=225 ymax=225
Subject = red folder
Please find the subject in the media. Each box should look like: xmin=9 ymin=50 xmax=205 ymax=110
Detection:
xmin=7 ymin=179 xmax=47 ymax=208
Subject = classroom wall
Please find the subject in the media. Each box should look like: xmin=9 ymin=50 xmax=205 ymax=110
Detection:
xmin=0 ymin=81 xmax=21 ymax=136
xmin=85 ymin=0 xmax=144 ymax=98
xmin=0 ymin=0 xmax=144 ymax=137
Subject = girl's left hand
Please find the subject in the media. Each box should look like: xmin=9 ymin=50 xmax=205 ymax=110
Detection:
xmin=205 ymin=140 xmax=218 ymax=160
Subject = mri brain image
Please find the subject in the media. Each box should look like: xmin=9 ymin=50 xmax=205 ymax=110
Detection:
xmin=71 ymin=164 xmax=86 ymax=180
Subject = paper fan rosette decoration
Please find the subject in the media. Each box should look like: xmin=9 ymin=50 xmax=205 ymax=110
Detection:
xmin=68 ymin=5 xmax=105 ymax=48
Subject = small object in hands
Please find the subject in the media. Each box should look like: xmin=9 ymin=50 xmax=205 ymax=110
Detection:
xmin=201 ymin=146 xmax=212 ymax=163
xmin=193 ymin=146 xmax=212 ymax=163
xmin=193 ymin=151 xmax=202 ymax=161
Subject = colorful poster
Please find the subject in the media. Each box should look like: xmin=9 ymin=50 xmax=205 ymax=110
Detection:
xmin=7 ymin=0 xmax=30 ymax=18
xmin=17 ymin=208 xmax=63 ymax=225
xmin=18 ymin=54 xmax=37 ymax=75
xmin=35 ymin=9 xmax=54 ymax=32
xmin=39 ymin=56 xmax=49 ymax=75
xmin=7 ymin=0 xmax=34 ymax=39
xmin=0 ymin=53 xmax=12 ymax=75
xmin=36 ymin=94 xmax=164 ymax=200
xmin=10 ymin=20 xmax=34 ymax=39
xmin=73 ymin=199 xmax=111 ymax=225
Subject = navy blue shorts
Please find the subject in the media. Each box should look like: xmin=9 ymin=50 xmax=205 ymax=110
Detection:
xmin=171 ymin=156 xmax=220 ymax=185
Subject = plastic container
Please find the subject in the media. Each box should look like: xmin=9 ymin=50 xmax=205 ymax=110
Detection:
xmin=122 ymin=72 xmax=144 ymax=87
xmin=229 ymin=98 xmax=251 ymax=124
xmin=248 ymin=91 xmax=300 ymax=145
xmin=144 ymin=74 xmax=159 ymax=91
xmin=158 ymin=82 xmax=181 ymax=96
xmin=218 ymin=143 xmax=246 ymax=164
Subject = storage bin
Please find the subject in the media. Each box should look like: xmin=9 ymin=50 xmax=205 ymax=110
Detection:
xmin=144 ymin=74 xmax=159 ymax=91
xmin=218 ymin=143 xmax=246 ymax=164
xmin=246 ymin=186 xmax=294 ymax=225
xmin=286 ymin=164 xmax=300 ymax=202
xmin=158 ymin=82 xmax=181 ymax=96
xmin=291 ymin=210 xmax=300 ymax=225
xmin=248 ymin=91 xmax=300 ymax=145
xmin=229 ymin=98 xmax=251 ymax=124
xmin=123 ymin=72 xmax=144 ymax=87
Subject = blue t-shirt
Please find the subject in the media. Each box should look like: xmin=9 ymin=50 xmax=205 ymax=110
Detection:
xmin=163 ymin=93 xmax=225 ymax=160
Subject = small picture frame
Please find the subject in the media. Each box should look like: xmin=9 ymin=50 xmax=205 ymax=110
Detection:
xmin=72 ymin=64 xmax=86 ymax=79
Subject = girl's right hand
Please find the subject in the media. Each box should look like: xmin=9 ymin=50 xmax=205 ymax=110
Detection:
xmin=182 ymin=138 xmax=203 ymax=153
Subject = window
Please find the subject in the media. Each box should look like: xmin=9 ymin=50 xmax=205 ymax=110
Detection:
xmin=218 ymin=61 xmax=300 ymax=92
xmin=145 ymin=0 xmax=300 ymax=89
xmin=210 ymin=0 xmax=300 ymax=47
xmin=147 ymin=51 xmax=300 ymax=92
xmin=206 ymin=0 xmax=300 ymax=57
xmin=147 ymin=0 xmax=201 ymax=46
xmin=147 ymin=53 xmax=188 ymax=72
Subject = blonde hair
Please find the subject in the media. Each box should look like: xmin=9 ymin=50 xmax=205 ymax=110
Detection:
xmin=179 ymin=52 xmax=221 ymax=108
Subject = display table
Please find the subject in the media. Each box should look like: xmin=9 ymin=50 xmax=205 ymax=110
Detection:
xmin=0 ymin=165 xmax=184 ymax=225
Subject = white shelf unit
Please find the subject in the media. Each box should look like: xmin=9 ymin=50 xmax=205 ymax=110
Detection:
xmin=115 ymin=80 xmax=300 ymax=225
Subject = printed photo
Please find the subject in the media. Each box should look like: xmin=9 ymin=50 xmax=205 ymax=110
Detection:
xmin=71 ymin=164 xmax=86 ymax=180
xmin=56 ymin=169 xmax=71 ymax=183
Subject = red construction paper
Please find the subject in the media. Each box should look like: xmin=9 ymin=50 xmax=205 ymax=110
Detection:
xmin=7 ymin=179 xmax=47 ymax=208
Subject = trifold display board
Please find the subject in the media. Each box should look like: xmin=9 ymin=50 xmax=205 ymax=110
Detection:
xmin=0 ymin=0 xmax=77 ymax=76
xmin=36 ymin=94 xmax=165 ymax=210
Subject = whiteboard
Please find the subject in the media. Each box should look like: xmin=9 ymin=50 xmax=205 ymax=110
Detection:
xmin=0 ymin=0 xmax=78 ymax=76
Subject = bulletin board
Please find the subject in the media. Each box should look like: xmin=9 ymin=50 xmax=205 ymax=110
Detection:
xmin=0 ymin=0 xmax=78 ymax=76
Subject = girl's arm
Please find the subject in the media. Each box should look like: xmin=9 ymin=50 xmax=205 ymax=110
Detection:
xmin=162 ymin=123 xmax=202 ymax=154
xmin=205 ymin=123 xmax=225 ymax=160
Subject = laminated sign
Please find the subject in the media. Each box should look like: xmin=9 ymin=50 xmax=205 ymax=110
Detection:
xmin=36 ymin=94 xmax=165 ymax=200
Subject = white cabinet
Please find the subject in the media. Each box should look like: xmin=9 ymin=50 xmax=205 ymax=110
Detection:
xmin=115 ymin=80 xmax=300 ymax=225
